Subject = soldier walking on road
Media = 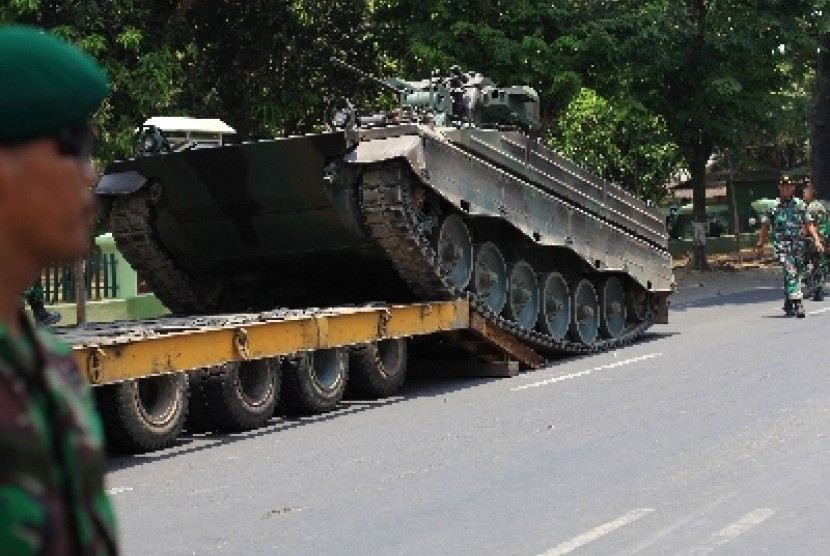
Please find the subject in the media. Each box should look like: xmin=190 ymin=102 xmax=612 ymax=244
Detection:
xmin=801 ymin=183 xmax=828 ymax=301
xmin=0 ymin=25 xmax=119 ymax=554
xmin=755 ymin=177 xmax=823 ymax=318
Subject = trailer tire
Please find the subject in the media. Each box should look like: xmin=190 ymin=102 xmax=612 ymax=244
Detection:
xmin=347 ymin=339 xmax=407 ymax=399
xmin=199 ymin=358 xmax=281 ymax=432
xmin=94 ymin=373 xmax=189 ymax=454
xmin=280 ymin=348 xmax=348 ymax=415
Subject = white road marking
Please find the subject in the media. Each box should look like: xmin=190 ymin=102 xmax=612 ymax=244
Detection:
xmin=539 ymin=508 xmax=655 ymax=556
xmin=807 ymin=306 xmax=830 ymax=316
xmin=618 ymin=491 xmax=740 ymax=555
xmin=688 ymin=508 xmax=776 ymax=556
xmin=106 ymin=486 xmax=133 ymax=495
xmin=512 ymin=353 xmax=662 ymax=391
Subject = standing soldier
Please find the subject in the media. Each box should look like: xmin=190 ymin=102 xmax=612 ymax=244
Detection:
xmin=24 ymin=277 xmax=62 ymax=325
xmin=0 ymin=25 xmax=118 ymax=554
xmin=755 ymin=176 xmax=823 ymax=318
xmin=801 ymin=183 xmax=828 ymax=301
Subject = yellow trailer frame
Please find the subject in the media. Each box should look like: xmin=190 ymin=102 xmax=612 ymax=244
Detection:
xmin=62 ymin=300 xmax=471 ymax=385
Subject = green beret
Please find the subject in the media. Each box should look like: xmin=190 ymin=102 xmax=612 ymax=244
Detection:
xmin=0 ymin=25 xmax=109 ymax=143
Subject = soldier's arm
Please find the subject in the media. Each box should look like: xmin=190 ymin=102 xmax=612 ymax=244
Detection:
xmin=806 ymin=221 xmax=822 ymax=249
xmin=756 ymin=222 xmax=770 ymax=256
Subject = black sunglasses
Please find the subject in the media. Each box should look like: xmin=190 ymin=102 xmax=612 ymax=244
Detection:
xmin=54 ymin=124 xmax=95 ymax=161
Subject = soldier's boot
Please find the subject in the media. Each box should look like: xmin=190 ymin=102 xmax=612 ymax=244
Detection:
xmin=794 ymin=299 xmax=806 ymax=318
xmin=814 ymin=286 xmax=824 ymax=302
xmin=783 ymin=298 xmax=794 ymax=316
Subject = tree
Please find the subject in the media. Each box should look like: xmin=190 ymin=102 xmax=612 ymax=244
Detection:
xmin=547 ymin=88 xmax=681 ymax=201
xmin=375 ymin=0 xmax=681 ymax=199
xmin=2 ymin=0 xmax=193 ymax=162
xmin=600 ymin=0 xmax=820 ymax=269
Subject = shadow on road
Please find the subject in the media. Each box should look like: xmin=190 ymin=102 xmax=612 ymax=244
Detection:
xmin=106 ymin=397 xmax=409 ymax=472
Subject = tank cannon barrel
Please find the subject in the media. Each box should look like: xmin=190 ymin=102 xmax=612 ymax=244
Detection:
xmin=330 ymin=57 xmax=408 ymax=95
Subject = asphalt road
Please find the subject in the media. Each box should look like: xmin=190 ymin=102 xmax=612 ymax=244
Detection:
xmin=105 ymin=273 xmax=830 ymax=556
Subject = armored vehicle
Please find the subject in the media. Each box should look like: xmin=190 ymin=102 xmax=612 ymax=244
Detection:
xmin=97 ymin=61 xmax=673 ymax=360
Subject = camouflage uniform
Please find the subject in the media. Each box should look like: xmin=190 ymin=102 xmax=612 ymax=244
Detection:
xmin=762 ymin=197 xmax=812 ymax=301
xmin=803 ymin=200 xmax=828 ymax=298
xmin=0 ymin=311 xmax=118 ymax=555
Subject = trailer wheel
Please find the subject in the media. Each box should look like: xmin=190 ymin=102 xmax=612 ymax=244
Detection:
xmin=347 ymin=339 xmax=407 ymax=399
xmin=280 ymin=348 xmax=348 ymax=415
xmin=95 ymin=373 xmax=189 ymax=454
xmin=199 ymin=358 xmax=281 ymax=432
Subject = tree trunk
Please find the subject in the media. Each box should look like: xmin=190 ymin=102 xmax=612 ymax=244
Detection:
xmin=811 ymin=33 xmax=830 ymax=200
xmin=74 ymin=260 xmax=86 ymax=324
xmin=689 ymin=140 xmax=712 ymax=270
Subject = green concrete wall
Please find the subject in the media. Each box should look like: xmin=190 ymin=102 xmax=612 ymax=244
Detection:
xmin=31 ymin=294 xmax=170 ymax=326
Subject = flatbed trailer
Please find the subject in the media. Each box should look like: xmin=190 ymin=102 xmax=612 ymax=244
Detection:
xmin=62 ymin=301 xmax=471 ymax=386
xmin=55 ymin=298 xmax=658 ymax=454
xmin=55 ymin=299 xmax=556 ymax=454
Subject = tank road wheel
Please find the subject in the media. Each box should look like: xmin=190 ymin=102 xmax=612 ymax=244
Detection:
xmin=280 ymin=348 xmax=349 ymax=415
xmin=569 ymin=279 xmax=599 ymax=345
xmin=347 ymin=338 xmax=408 ymax=399
xmin=537 ymin=272 xmax=570 ymax=340
xmin=432 ymin=214 xmax=473 ymax=290
xmin=188 ymin=358 xmax=281 ymax=433
xmin=94 ymin=373 xmax=189 ymax=454
xmin=503 ymin=261 xmax=540 ymax=330
xmin=598 ymin=276 xmax=627 ymax=339
xmin=472 ymin=242 xmax=508 ymax=313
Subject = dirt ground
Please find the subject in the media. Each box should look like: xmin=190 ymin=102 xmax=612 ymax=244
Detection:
xmin=670 ymin=248 xmax=782 ymax=306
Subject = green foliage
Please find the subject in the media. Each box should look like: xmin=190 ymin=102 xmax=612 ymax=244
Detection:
xmin=1 ymin=0 xmax=826 ymax=211
xmin=548 ymin=88 xmax=681 ymax=202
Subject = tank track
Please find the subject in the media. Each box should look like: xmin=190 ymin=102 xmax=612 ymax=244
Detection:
xmin=358 ymin=161 xmax=657 ymax=355
xmin=109 ymin=193 xmax=202 ymax=314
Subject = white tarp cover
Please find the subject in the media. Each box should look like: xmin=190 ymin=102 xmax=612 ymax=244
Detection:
xmin=142 ymin=116 xmax=236 ymax=134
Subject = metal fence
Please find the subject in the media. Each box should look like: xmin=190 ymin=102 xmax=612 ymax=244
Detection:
xmin=41 ymin=252 xmax=119 ymax=303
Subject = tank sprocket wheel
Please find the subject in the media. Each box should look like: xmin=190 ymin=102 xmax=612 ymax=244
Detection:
xmin=569 ymin=279 xmax=599 ymax=345
xmin=597 ymin=276 xmax=627 ymax=339
xmin=537 ymin=272 xmax=570 ymax=340
xmin=472 ymin=242 xmax=508 ymax=314
xmin=279 ymin=348 xmax=349 ymax=415
xmin=627 ymin=284 xmax=650 ymax=322
xmin=503 ymin=260 xmax=540 ymax=330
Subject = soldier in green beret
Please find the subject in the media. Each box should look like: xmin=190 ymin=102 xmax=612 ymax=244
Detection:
xmin=0 ymin=25 xmax=119 ymax=555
